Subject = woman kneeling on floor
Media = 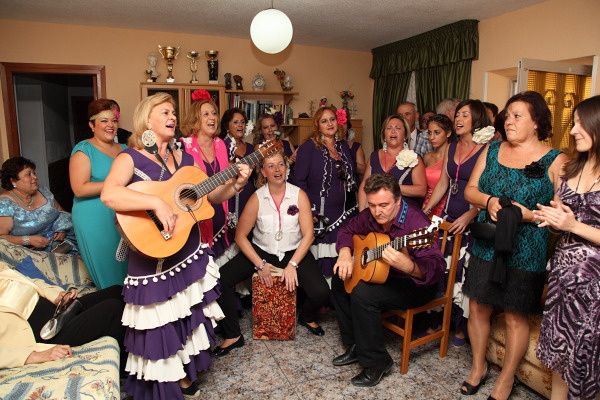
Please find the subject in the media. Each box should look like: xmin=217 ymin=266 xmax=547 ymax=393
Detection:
xmin=214 ymin=151 xmax=330 ymax=356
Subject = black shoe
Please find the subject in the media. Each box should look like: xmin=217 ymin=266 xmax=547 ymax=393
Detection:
xmin=460 ymin=363 xmax=490 ymax=395
xmin=298 ymin=320 xmax=325 ymax=336
xmin=181 ymin=379 xmax=200 ymax=398
xmin=350 ymin=359 xmax=394 ymax=387
xmin=332 ymin=344 xmax=358 ymax=366
xmin=212 ymin=336 xmax=244 ymax=357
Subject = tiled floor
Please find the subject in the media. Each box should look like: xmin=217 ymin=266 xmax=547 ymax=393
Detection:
xmin=191 ymin=311 xmax=545 ymax=400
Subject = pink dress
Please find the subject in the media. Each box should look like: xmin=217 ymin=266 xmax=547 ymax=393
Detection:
xmin=424 ymin=158 xmax=446 ymax=217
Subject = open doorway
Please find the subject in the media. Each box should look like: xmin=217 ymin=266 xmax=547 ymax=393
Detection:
xmin=1 ymin=63 xmax=105 ymax=211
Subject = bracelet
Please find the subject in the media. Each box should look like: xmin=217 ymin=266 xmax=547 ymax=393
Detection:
xmin=289 ymin=260 xmax=298 ymax=269
xmin=485 ymin=196 xmax=495 ymax=212
xmin=255 ymin=259 xmax=266 ymax=271
xmin=22 ymin=235 xmax=30 ymax=246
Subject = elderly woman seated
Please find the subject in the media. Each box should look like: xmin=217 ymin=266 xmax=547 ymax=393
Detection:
xmin=0 ymin=157 xmax=78 ymax=254
xmin=0 ymin=261 xmax=125 ymax=371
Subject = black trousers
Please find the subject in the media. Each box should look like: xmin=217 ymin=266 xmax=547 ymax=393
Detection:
xmin=217 ymin=244 xmax=330 ymax=339
xmin=28 ymin=285 xmax=126 ymax=372
xmin=331 ymin=274 xmax=436 ymax=368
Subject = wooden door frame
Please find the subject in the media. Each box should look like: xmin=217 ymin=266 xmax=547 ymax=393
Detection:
xmin=0 ymin=62 xmax=106 ymax=157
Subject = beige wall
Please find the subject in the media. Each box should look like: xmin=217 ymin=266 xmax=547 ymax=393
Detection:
xmin=0 ymin=19 xmax=374 ymax=160
xmin=472 ymin=0 xmax=600 ymax=108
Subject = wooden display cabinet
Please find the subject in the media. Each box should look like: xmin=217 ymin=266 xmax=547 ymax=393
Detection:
xmin=140 ymin=83 xmax=227 ymax=118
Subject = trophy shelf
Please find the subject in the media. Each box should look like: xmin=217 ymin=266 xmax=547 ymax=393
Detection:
xmin=140 ymin=82 xmax=227 ymax=118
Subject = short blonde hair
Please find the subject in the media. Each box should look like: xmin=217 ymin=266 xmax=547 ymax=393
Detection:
xmin=180 ymin=99 xmax=219 ymax=138
xmin=130 ymin=92 xmax=176 ymax=149
xmin=311 ymin=106 xmax=345 ymax=148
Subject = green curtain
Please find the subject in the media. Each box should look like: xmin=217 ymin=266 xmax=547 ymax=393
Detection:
xmin=416 ymin=60 xmax=472 ymax=114
xmin=370 ymin=19 xmax=478 ymax=147
xmin=372 ymin=71 xmax=412 ymax=149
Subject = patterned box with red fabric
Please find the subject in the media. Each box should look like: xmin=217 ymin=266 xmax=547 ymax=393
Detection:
xmin=252 ymin=274 xmax=296 ymax=340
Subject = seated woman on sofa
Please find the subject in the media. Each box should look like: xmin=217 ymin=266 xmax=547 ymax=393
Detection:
xmin=214 ymin=151 xmax=330 ymax=356
xmin=0 ymin=157 xmax=78 ymax=254
xmin=0 ymin=261 xmax=125 ymax=370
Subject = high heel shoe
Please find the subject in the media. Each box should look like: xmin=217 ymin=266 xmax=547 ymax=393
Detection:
xmin=487 ymin=376 xmax=518 ymax=400
xmin=460 ymin=363 xmax=490 ymax=395
xmin=212 ymin=336 xmax=244 ymax=357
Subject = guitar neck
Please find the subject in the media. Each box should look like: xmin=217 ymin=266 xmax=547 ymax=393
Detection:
xmin=370 ymin=236 xmax=407 ymax=261
xmin=193 ymin=149 xmax=263 ymax=197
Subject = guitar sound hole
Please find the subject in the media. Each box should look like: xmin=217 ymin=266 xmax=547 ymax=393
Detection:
xmin=179 ymin=188 xmax=198 ymax=208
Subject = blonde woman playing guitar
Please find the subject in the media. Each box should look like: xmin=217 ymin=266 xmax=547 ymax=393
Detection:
xmin=101 ymin=93 xmax=250 ymax=400
xmin=330 ymin=173 xmax=446 ymax=388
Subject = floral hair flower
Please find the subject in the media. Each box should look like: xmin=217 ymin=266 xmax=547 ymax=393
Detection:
xmin=245 ymin=120 xmax=254 ymax=137
xmin=191 ymin=89 xmax=212 ymax=102
xmin=336 ymin=108 xmax=348 ymax=125
xmin=396 ymin=148 xmax=419 ymax=169
xmin=472 ymin=126 xmax=495 ymax=144
xmin=287 ymin=205 xmax=299 ymax=216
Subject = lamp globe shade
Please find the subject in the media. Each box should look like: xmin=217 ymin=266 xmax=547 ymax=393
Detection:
xmin=250 ymin=9 xmax=293 ymax=54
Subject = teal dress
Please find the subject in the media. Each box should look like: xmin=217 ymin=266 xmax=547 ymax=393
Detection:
xmin=71 ymin=140 xmax=127 ymax=288
xmin=463 ymin=141 xmax=560 ymax=313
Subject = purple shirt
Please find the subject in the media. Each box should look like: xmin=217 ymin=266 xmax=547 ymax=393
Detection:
xmin=336 ymin=199 xmax=445 ymax=286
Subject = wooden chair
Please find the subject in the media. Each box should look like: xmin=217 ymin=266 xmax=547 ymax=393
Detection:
xmin=382 ymin=220 xmax=462 ymax=374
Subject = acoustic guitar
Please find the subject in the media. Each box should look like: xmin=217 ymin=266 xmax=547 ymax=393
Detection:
xmin=344 ymin=216 xmax=442 ymax=294
xmin=116 ymin=140 xmax=282 ymax=259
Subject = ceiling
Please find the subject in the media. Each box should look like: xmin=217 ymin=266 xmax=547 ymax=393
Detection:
xmin=0 ymin=0 xmax=544 ymax=51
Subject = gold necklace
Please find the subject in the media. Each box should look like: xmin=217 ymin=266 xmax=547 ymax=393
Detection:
xmin=11 ymin=189 xmax=34 ymax=209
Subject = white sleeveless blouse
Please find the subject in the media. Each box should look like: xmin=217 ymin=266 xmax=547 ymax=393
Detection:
xmin=253 ymin=182 xmax=302 ymax=261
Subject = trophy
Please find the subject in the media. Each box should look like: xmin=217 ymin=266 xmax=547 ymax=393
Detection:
xmin=145 ymin=53 xmax=159 ymax=82
xmin=187 ymin=50 xmax=200 ymax=84
xmin=205 ymin=50 xmax=219 ymax=84
xmin=158 ymin=45 xmax=180 ymax=83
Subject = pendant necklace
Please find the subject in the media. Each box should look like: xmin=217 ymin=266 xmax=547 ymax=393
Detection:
xmin=450 ymin=141 xmax=477 ymax=195
xmin=270 ymin=186 xmax=286 ymax=241
xmin=11 ymin=189 xmax=34 ymax=209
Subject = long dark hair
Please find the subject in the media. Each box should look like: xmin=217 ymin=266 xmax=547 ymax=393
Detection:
xmin=563 ymin=95 xmax=600 ymax=179
xmin=455 ymin=99 xmax=490 ymax=134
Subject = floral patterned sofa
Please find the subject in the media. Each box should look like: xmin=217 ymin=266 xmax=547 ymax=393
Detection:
xmin=0 ymin=239 xmax=121 ymax=400
xmin=486 ymin=312 xmax=552 ymax=398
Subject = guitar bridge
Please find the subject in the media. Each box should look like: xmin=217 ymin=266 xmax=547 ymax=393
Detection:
xmin=160 ymin=231 xmax=172 ymax=240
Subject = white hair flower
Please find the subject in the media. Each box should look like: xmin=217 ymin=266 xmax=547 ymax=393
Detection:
xmin=245 ymin=120 xmax=254 ymax=137
xmin=396 ymin=149 xmax=419 ymax=169
xmin=472 ymin=126 xmax=495 ymax=144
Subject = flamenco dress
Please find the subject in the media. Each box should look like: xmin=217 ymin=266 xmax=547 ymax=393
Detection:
xmin=120 ymin=148 xmax=223 ymax=400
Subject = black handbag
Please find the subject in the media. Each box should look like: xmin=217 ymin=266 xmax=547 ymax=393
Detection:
xmin=470 ymin=211 xmax=496 ymax=240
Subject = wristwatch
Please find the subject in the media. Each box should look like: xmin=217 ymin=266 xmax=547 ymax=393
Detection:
xmin=255 ymin=259 xmax=266 ymax=271
xmin=289 ymin=260 xmax=299 ymax=269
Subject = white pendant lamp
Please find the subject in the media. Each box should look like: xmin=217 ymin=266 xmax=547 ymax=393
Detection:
xmin=250 ymin=5 xmax=293 ymax=54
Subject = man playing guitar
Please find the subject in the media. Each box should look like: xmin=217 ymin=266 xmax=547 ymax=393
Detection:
xmin=331 ymin=173 xmax=445 ymax=387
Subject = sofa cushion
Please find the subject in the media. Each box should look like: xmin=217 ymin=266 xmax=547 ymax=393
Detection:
xmin=0 ymin=336 xmax=120 ymax=400
xmin=0 ymin=238 xmax=95 ymax=295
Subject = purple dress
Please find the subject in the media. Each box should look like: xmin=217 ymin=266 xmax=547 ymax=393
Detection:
xmin=537 ymin=179 xmax=600 ymax=400
xmin=120 ymin=149 xmax=222 ymax=400
xmin=444 ymin=141 xmax=485 ymax=221
xmin=442 ymin=141 xmax=485 ymax=327
xmin=369 ymin=150 xmax=415 ymax=186
xmin=291 ymin=139 xmax=357 ymax=276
